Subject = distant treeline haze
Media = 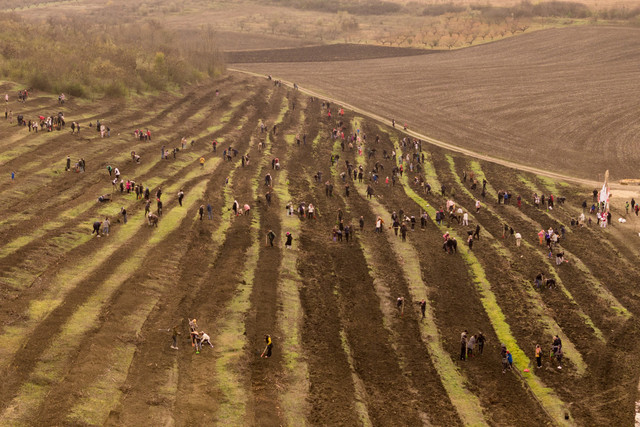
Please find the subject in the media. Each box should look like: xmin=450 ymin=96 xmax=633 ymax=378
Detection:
xmin=0 ymin=12 xmax=224 ymax=97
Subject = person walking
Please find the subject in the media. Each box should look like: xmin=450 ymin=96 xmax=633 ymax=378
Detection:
xmin=535 ymin=344 xmax=542 ymax=368
xmin=102 ymin=217 xmax=110 ymax=236
xmin=285 ymin=232 xmax=293 ymax=249
xmin=515 ymin=232 xmax=522 ymax=247
xmin=460 ymin=331 xmax=468 ymax=361
xmin=199 ymin=205 xmax=204 ymax=220
xmin=207 ymin=203 xmax=213 ymax=220
xmin=121 ymin=207 xmax=127 ymax=224
xmin=267 ymin=230 xmax=276 ymax=247
xmin=178 ymin=190 xmax=184 ymax=207
xmin=171 ymin=325 xmax=180 ymax=350
xmin=375 ymin=216 xmax=384 ymax=233
xmin=261 ymin=334 xmax=273 ymax=358
xmin=419 ymin=299 xmax=426 ymax=320
xmin=467 ymin=334 xmax=476 ymax=358
xmin=189 ymin=319 xmax=198 ymax=347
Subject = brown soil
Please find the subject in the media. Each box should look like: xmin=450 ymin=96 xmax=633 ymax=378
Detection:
xmin=1 ymin=72 xmax=640 ymax=426
xmin=226 ymin=44 xmax=431 ymax=63
xmin=234 ymin=26 xmax=640 ymax=181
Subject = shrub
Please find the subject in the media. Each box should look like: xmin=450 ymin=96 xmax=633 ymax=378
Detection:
xmin=29 ymin=73 xmax=52 ymax=92
xmin=103 ymin=81 xmax=128 ymax=98
xmin=63 ymin=82 xmax=86 ymax=98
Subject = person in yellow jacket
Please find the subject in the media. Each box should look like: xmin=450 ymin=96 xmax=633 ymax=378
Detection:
xmin=199 ymin=156 xmax=205 ymax=167
xmin=261 ymin=334 xmax=273 ymax=358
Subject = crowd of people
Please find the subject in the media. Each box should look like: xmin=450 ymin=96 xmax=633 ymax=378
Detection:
xmin=6 ymin=83 xmax=639 ymax=379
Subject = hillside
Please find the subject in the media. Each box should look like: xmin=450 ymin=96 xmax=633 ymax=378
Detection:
xmin=0 ymin=76 xmax=639 ymax=425
xmin=234 ymin=26 xmax=640 ymax=181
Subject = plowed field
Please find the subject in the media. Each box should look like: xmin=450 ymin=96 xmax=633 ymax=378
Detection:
xmin=234 ymin=26 xmax=640 ymax=182
xmin=1 ymin=66 xmax=639 ymax=426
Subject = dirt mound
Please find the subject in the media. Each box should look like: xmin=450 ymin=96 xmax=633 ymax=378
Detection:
xmin=226 ymin=43 xmax=431 ymax=63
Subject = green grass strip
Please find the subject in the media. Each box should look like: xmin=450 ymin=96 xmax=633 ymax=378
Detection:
xmin=445 ymin=155 xmax=598 ymax=366
xmin=402 ymin=180 xmax=573 ymax=425
xmin=461 ymin=158 xmax=617 ymax=332
xmin=0 ymin=160 xmax=220 ymax=373
xmin=2 ymin=179 xmax=209 ymax=425
xmin=213 ymin=135 xmax=264 ymax=424
xmin=270 ymin=100 xmax=311 ymax=424
xmin=397 ymin=154 xmax=573 ymax=425
xmin=563 ymin=253 xmax=629 ymax=318
xmin=371 ymin=126 xmax=573 ymax=423
xmin=339 ymin=328 xmax=373 ymax=427
xmin=357 ymin=196 xmax=487 ymax=425
xmin=349 ymin=152 xmax=487 ymax=425
xmin=272 ymin=171 xmax=310 ymax=427
xmin=66 ymin=298 xmax=159 ymax=425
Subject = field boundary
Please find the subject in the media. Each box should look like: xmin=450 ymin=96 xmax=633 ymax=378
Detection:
xmin=229 ymin=68 xmax=630 ymax=192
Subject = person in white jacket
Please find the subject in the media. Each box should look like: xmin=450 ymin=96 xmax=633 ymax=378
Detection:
xmin=200 ymin=332 xmax=214 ymax=348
